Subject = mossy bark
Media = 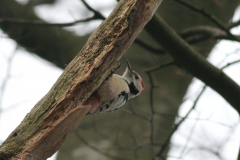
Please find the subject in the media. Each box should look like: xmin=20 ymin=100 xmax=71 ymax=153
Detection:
xmin=0 ymin=0 xmax=163 ymax=159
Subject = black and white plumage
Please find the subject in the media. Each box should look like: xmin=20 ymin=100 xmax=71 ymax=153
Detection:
xmin=86 ymin=61 xmax=145 ymax=115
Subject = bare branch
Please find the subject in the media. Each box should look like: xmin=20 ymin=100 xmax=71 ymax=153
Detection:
xmin=0 ymin=0 xmax=106 ymax=27
xmin=179 ymin=113 xmax=200 ymax=158
xmin=155 ymin=85 xmax=207 ymax=159
xmin=217 ymin=122 xmax=239 ymax=154
xmin=136 ymin=25 xmax=240 ymax=55
xmin=145 ymin=13 xmax=240 ymax=114
xmin=0 ymin=17 xmax=101 ymax=27
xmin=155 ymin=112 xmax=232 ymax=128
xmin=81 ymin=0 xmax=105 ymax=20
xmin=143 ymin=61 xmax=177 ymax=156
xmin=123 ymin=103 xmax=149 ymax=121
xmin=145 ymin=62 xmax=176 ymax=72
xmin=180 ymin=26 xmax=240 ymax=43
xmin=221 ymin=59 xmax=240 ymax=70
xmin=228 ymin=19 xmax=240 ymax=29
xmin=134 ymin=38 xmax=165 ymax=54
xmin=74 ymin=131 xmax=128 ymax=160
xmin=175 ymin=0 xmax=240 ymax=42
xmin=154 ymin=55 xmax=240 ymax=159
xmin=0 ymin=48 xmax=17 ymax=114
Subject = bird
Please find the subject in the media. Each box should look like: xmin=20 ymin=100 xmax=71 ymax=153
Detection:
xmin=84 ymin=61 xmax=145 ymax=115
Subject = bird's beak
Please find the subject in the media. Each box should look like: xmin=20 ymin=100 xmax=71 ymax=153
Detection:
xmin=127 ymin=60 xmax=133 ymax=72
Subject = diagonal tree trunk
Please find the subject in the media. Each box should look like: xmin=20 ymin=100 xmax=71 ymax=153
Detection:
xmin=0 ymin=0 xmax=239 ymax=160
xmin=0 ymin=0 xmax=163 ymax=159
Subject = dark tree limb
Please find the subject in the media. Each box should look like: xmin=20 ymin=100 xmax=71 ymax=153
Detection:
xmin=145 ymin=14 xmax=240 ymax=114
xmin=1 ymin=1 xmax=238 ymax=57
xmin=0 ymin=0 xmax=163 ymax=159
xmin=135 ymin=25 xmax=240 ymax=55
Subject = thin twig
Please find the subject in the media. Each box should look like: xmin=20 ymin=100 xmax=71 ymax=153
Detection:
xmin=146 ymin=70 xmax=155 ymax=148
xmin=74 ymin=130 xmax=131 ymax=160
xmin=134 ymin=39 xmax=165 ymax=54
xmin=144 ymin=61 xmax=177 ymax=156
xmin=155 ymin=58 xmax=240 ymax=159
xmin=179 ymin=25 xmax=240 ymax=43
xmin=155 ymin=85 xmax=207 ymax=159
xmin=217 ymin=121 xmax=239 ymax=154
xmin=0 ymin=0 xmax=106 ymax=27
xmin=0 ymin=17 xmax=99 ymax=27
xmin=179 ymin=112 xmax=200 ymax=158
xmin=221 ymin=59 xmax=240 ymax=70
xmin=124 ymin=103 xmax=149 ymax=121
xmin=155 ymin=112 xmax=232 ymax=127
xmin=129 ymin=132 xmax=139 ymax=159
xmin=0 ymin=49 xmax=17 ymax=114
xmin=145 ymin=61 xmax=176 ymax=73
xmin=228 ymin=19 xmax=240 ymax=29
xmin=137 ymin=24 xmax=239 ymax=54
xmin=175 ymin=0 xmax=240 ymax=42
xmin=81 ymin=0 xmax=106 ymax=20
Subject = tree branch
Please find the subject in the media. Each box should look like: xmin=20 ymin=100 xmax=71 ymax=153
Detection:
xmin=0 ymin=0 xmax=105 ymax=27
xmin=0 ymin=0 xmax=85 ymax=69
xmin=155 ymin=85 xmax=207 ymax=159
xmin=134 ymin=38 xmax=165 ymax=54
xmin=228 ymin=19 xmax=240 ymax=29
xmin=145 ymin=14 xmax=240 ymax=114
xmin=0 ymin=16 xmax=101 ymax=27
xmin=81 ymin=0 xmax=105 ymax=20
xmin=175 ymin=0 xmax=240 ymax=42
xmin=0 ymin=0 xmax=163 ymax=159
xmin=180 ymin=26 xmax=240 ymax=43
xmin=135 ymin=25 xmax=240 ymax=55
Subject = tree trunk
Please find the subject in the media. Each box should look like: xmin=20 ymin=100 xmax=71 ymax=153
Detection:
xmin=0 ymin=0 xmax=163 ymax=159
xmin=1 ymin=0 xmax=239 ymax=159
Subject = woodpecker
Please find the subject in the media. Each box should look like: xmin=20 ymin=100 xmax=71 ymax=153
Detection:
xmin=85 ymin=61 xmax=145 ymax=115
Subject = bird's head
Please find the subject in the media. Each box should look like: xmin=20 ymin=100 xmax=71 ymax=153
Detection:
xmin=122 ymin=61 xmax=145 ymax=98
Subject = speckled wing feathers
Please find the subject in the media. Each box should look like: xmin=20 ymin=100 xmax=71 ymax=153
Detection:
xmin=87 ymin=74 xmax=129 ymax=115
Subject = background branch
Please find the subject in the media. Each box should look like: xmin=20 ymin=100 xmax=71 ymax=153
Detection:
xmin=145 ymin=14 xmax=240 ymax=113
xmin=228 ymin=19 xmax=240 ymax=29
xmin=0 ymin=0 xmax=105 ymax=27
xmin=175 ymin=0 xmax=240 ymax=42
xmin=156 ymin=85 xmax=207 ymax=159
xmin=180 ymin=26 xmax=240 ymax=43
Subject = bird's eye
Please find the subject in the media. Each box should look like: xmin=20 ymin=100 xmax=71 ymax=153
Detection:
xmin=135 ymin=75 xmax=139 ymax=79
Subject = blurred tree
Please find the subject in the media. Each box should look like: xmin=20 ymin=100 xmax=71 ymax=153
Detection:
xmin=0 ymin=0 xmax=240 ymax=160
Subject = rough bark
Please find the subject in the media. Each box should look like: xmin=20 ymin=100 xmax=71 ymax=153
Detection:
xmin=1 ymin=0 xmax=239 ymax=160
xmin=0 ymin=0 xmax=163 ymax=159
xmin=55 ymin=1 xmax=239 ymax=159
